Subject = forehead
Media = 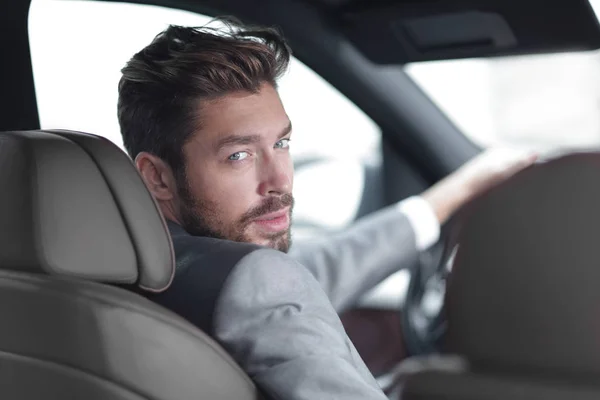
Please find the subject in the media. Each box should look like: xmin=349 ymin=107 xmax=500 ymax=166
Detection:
xmin=192 ymin=83 xmax=289 ymax=145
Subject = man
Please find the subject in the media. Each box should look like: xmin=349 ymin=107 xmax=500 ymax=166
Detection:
xmin=118 ymin=22 xmax=536 ymax=400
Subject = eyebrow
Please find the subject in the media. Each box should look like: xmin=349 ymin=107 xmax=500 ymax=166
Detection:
xmin=214 ymin=122 xmax=292 ymax=152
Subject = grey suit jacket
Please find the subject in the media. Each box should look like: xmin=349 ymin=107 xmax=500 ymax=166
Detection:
xmin=154 ymin=204 xmax=418 ymax=400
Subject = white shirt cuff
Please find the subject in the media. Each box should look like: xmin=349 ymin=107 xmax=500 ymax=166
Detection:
xmin=396 ymin=196 xmax=440 ymax=251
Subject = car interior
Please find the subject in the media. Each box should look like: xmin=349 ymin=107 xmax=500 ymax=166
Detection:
xmin=3 ymin=0 xmax=600 ymax=398
xmin=0 ymin=129 xmax=264 ymax=399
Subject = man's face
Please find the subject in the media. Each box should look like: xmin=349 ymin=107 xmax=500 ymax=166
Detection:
xmin=177 ymin=83 xmax=294 ymax=252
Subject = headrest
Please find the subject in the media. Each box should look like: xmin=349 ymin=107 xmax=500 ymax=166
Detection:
xmin=446 ymin=152 xmax=600 ymax=376
xmin=0 ymin=130 xmax=174 ymax=292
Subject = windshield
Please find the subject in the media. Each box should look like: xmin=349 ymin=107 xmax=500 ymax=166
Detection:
xmin=406 ymin=0 xmax=600 ymax=155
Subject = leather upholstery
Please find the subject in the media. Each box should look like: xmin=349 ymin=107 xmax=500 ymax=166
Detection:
xmin=0 ymin=130 xmax=262 ymax=399
xmin=0 ymin=270 xmax=260 ymax=400
xmin=0 ymin=130 xmax=173 ymax=291
xmin=447 ymin=153 xmax=600 ymax=375
xmin=403 ymin=369 xmax=600 ymax=400
xmin=402 ymin=152 xmax=600 ymax=399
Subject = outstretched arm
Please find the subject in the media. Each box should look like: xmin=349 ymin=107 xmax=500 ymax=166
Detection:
xmin=289 ymin=148 xmax=538 ymax=313
xmin=289 ymin=197 xmax=439 ymax=313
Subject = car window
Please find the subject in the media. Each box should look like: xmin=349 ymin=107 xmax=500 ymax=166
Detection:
xmin=405 ymin=0 xmax=600 ymax=156
xmin=28 ymin=0 xmax=382 ymax=239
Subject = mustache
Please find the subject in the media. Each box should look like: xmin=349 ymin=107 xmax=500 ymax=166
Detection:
xmin=240 ymin=193 xmax=294 ymax=225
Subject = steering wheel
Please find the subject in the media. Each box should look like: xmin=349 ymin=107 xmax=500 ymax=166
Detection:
xmin=401 ymin=216 xmax=461 ymax=356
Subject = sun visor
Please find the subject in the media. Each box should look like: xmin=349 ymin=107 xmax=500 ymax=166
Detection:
xmin=337 ymin=0 xmax=600 ymax=63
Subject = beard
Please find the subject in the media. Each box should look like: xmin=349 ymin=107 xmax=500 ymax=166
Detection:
xmin=176 ymin=176 xmax=294 ymax=253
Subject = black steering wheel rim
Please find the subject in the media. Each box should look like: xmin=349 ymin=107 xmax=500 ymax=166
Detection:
xmin=401 ymin=216 xmax=461 ymax=356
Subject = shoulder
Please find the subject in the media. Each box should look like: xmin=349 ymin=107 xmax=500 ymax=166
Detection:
xmin=218 ymin=248 xmax=330 ymax=313
xmin=150 ymin=231 xmax=267 ymax=333
xmin=234 ymin=248 xmax=314 ymax=285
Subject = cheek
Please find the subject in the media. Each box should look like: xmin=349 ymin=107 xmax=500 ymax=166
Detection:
xmin=287 ymin=156 xmax=294 ymax=185
xmin=182 ymin=166 xmax=212 ymax=203
xmin=214 ymin=183 xmax=255 ymax=218
xmin=282 ymin=153 xmax=294 ymax=189
xmin=187 ymin=166 xmax=258 ymax=218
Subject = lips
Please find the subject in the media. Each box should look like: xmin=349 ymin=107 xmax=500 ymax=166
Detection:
xmin=253 ymin=207 xmax=290 ymax=233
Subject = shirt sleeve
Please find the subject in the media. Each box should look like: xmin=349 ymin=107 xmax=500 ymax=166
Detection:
xmin=288 ymin=206 xmax=419 ymax=313
xmin=396 ymin=195 xmax=441 ymax=251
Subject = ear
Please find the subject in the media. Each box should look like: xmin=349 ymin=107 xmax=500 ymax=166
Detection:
xmin=135 ymin=152 xmax=178 ymax=202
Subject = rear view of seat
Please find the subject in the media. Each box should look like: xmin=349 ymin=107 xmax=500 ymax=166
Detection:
xmin=0 ymin=130 xmax=262 ymax=399
xmin=402 ymin=153 xmax=600 ymax=400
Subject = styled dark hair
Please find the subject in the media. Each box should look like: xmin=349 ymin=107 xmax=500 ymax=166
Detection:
xmin=117 ymin=18 xmax=291 ymax=176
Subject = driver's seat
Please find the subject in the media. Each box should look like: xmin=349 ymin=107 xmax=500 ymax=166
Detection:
xmin=0 ymin=130 xmax=262 ymax=399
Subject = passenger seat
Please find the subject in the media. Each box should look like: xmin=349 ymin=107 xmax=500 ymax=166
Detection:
xmin=0 ymin=130 xmax=263 ymax=399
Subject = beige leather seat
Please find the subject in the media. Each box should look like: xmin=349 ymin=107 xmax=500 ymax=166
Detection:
xmin=0 ymin=130 xmax=262 ymax=399
xmin=402 ymin=153 xmax=600 ymax=399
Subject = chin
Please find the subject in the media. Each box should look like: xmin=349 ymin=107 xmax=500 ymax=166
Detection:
xmin=252 ymin=232 xmax=290 ymax=253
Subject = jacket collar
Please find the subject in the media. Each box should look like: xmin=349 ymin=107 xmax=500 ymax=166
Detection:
xmin=166 ymin=219 xmax=189 ymax=238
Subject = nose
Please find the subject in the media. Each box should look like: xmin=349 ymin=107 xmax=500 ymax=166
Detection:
xmin=258 ymin=153 xmax=292 ymax=196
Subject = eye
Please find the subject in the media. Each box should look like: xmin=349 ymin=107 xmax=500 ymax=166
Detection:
xmin=228 ymin=151 xmax=249 ymax=161
xmin=275 ymin=138 xmax=291 ymax=149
